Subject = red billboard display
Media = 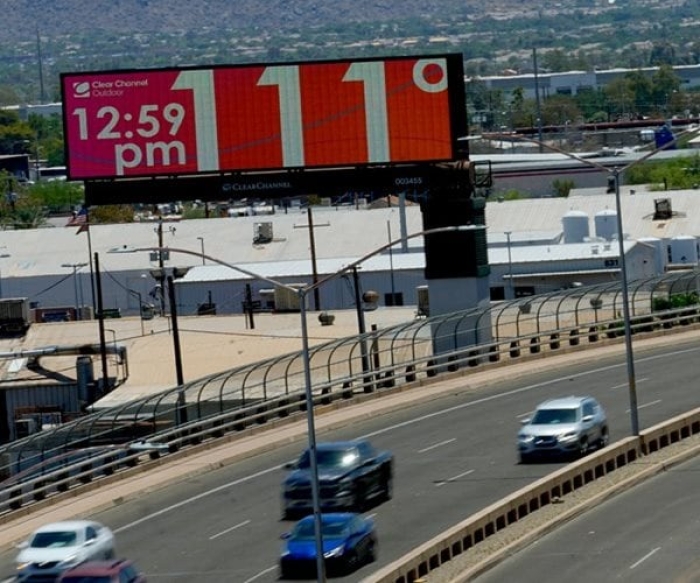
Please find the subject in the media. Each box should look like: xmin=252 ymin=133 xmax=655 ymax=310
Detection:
xmin=61 ymin=54 xmax=466 ymax=181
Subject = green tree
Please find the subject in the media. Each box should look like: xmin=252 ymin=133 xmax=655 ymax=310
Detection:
xmin=574 ymin=87 xmax=608 ymax=122
xmin=29 ymin=181 xmax=84 ymax=213
xmin=0 ymin=170 xmax=48 ymax=229
xmin=0 ymin=109 xmax=34 ymax=155
xmin=552 ymin=179 xmax=575 ymax=198
xmin=603 ymin=78 xmax=635 ymax=120
xmin=540 ymin=95 xmax=580 ymax=126
xmin=541 ymin=49 xmax=571 ymax=73
xmin=89 ymin=205 xmax=135 ymax=224
xmin=650 ymin=64 xmax=682 ymax=114
xmin=625 ymin=70 xmax=654 ymax=117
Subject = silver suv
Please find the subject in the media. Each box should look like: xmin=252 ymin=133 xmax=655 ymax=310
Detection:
xmin=517 ymin=396 xmax=608 ymax=463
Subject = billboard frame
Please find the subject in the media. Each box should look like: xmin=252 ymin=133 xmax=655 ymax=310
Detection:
xmin=61 ymin=53 xmax=467 ymax=189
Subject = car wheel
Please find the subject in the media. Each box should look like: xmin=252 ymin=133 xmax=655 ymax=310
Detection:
xmin=367 ymin=538 xmax=378 ymax=564
xmin=344 ymin=550 xmax=360 ymax=573
xmin=279 ymin=566 xmax=292 ymax=580
xmin=577 ymin=438 xmax=589 ymax=458
xmin=519 ymin=453 xmax=531 ymax=464
xmin=598 ymin=427 xmax=609 ymax=449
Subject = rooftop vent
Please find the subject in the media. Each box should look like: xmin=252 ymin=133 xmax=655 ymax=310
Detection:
xmin=653 ymin=198 xmax=672 ymax=220
xmin=253 ymin=222 xmax=273 ymax=244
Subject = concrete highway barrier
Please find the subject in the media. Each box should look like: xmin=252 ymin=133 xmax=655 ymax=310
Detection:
xmin=365 ymin=407 xmax=700 ymax=583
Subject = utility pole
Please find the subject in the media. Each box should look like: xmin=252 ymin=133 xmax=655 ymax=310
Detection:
xmin=157 ymin=219 xmax=165 ymax=315
xmin=153 ymin=217 xmax=175 ymax=316
xmin=532 ymin=47 xmax=544 ymax=153
xmin=293 ymin=208 xmax=330 ymax=311
xmin=94 ymin=253 xmax=110 ymax=394
xmin=36 ymin=28 xmax=45 ymax=104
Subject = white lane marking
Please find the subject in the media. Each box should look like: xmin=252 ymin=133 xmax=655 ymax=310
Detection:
xmin=418 ymin=438 xmax=456 ymax=453
xmin=209 ymin=519 xmax=251 ymax=540
xmin=362 ymin=347 xmax=697 ymax=442
xmin=630 ymin=546 xmax=660 ymax=569
xmin=243 ymin=565 xmax=278 ymax=582
xmin=113 ymin=465 xmax=283 ymax=533
xmin=114 ymin=345 xmax=699 ymax=533
xmin=517 ymin=411 xmax=532 ymax=419
xmin=436 ymin=469 xmax=474 ymax=487
xmin=626 ymin=399 xmax=662 ymax=413
xmin=613 ymin=377 xmax=648 ymax=390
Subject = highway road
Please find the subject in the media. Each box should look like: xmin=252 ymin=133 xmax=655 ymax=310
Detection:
xmin=2 ymin=335 xmax=700 ymax=582
xmin=476 ymin=454 xmax=700 ymax=583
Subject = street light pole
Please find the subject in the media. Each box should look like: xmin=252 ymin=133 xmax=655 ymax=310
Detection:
xmin=298 ymin=290 xmax=326 ymax=582
xmin=613 ymin=169 xmax=639 ymax=435
xmin=197 ymin=237 xmax=205 ymax=265
xmin=499 ymin=130 xmax=696 ymax=436
xmin=387 ymin=221 xmax=396 ymax=304
xmin=133 ymin=225 xmax=473 ymax=583
xmin=504 ymin=231 xmax=514 ymax=300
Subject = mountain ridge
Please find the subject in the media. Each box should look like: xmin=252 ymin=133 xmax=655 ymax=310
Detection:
xmin=1 ymin=0 xmax=584 ymax=42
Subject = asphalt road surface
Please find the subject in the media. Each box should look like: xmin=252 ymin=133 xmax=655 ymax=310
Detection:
xmin=476 ymin=454 xmax=700 ymax=583
xmin=2 ymin=337 xmax=700 ymax=582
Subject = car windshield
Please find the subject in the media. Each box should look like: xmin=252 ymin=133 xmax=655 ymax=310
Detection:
xmin=30 ymin=531 xmax=78 ymax=548
xmin=531 ymin=408 xmax=578 ymax=424
xmin=297 ymin=448 xmax=359 ymax=469
xmin=293 ymin=520 xmax=349 ymax=540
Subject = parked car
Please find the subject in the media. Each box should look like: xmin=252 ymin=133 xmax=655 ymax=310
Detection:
xmin=58 ymin=558 xmax=146 ymax=582
xmin=281 ymin=439 xmax=394 ymax=519
xmin=517 ymin=396 xmax=609 ymax=463
xmin=15 ymin=520 xmax=115 ymax=582
xmin=279 ymin=512 xmax=377 ymax=579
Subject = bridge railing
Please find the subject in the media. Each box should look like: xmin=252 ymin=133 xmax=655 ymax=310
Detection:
xmin=366 ymin=407 xmax=700 ymax=583
xmin=1 ymin=270 xmax=699 ymax=516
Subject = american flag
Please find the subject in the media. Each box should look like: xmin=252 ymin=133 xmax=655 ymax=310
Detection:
xmin=66 ymin=207 xmax=89 ymax=233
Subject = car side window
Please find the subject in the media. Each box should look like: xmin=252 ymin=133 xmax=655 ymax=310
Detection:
xmin=85 ymin=526 xmax=97 ymax=540
xmin=583 ymin=402 xmax=594 ymax=417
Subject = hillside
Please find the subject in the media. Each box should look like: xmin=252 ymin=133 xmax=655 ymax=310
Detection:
xmin=0 ymin=0 xmax=660 ymax=42
xmin=1 ymin=0 xmax=562 ymax=40
xmin=0 ymin=0 xmax=696 ymax=105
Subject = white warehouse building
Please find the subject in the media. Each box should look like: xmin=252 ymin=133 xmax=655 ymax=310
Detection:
xmin=0 ymin=184 xmax=695 ymax=318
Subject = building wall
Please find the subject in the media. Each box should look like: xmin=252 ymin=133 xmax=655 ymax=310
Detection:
xmin=478 ymin=64 xmax=700 ymax=101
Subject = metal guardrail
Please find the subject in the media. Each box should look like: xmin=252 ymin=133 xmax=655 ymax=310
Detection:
xmin=366 ymin=407 xmax=700 ymax=583
xmin=1 ymin=270 xmax=700 ymax=517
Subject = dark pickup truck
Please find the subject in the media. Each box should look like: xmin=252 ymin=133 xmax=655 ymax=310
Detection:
xmin=281 ymin=439 xmax=394 ymax=520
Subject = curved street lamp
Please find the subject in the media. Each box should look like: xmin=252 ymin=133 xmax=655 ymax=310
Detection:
xmin=502 ymin=128 xmax=698 ymax=436
xmin=133 ymin=223 xmax=479 ymax=582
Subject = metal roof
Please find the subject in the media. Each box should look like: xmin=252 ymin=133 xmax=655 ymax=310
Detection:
xmin=0 ymin=185 xmax=696 ymax=281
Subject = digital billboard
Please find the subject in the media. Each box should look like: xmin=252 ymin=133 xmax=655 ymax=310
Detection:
xmin=61 ymin=54 xmax=466 ymax=181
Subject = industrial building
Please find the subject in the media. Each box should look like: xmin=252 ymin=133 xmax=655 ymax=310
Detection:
xmin=0 ymin=180 xmax=696 ymax=442
xmin=475 ymin=63 xmax=700 ymax=101
xmin=0 ymin=182 xmax=692 ymax=320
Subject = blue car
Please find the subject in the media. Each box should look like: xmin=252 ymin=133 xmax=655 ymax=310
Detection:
xmin=279 ymin=513 xmax=377 ymax=579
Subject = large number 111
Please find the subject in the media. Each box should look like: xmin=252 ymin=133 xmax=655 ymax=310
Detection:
xmin=173 ymin=59 xmax=446 ymax=172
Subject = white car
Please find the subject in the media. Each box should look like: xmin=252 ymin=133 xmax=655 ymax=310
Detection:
xmin=517 ymin=396 xmax=609 ymax=463
xmin=15 ymin=520 xmax=115 ymax=582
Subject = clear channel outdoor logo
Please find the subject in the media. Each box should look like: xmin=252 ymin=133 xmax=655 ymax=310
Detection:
xmin=72 ymin=81 xmax=91 ymax=98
